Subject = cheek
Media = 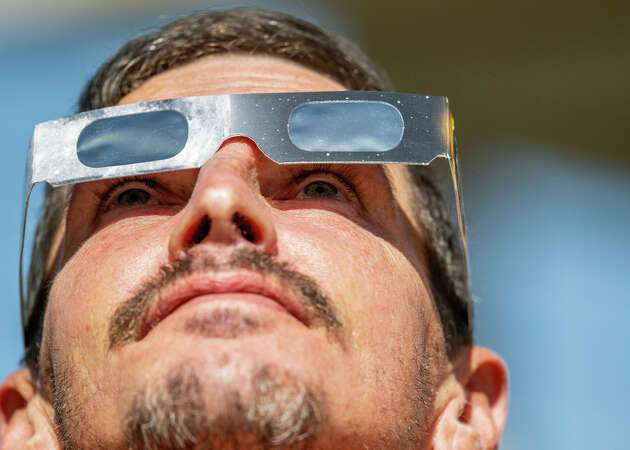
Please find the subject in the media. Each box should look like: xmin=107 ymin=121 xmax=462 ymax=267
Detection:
xmin=275 ymin=208 xmax=430 ymax=351
xmin=49 ymin=217 xmax=172 ymax=362
xmin=274 ymin=208 xmax=433 ymax=415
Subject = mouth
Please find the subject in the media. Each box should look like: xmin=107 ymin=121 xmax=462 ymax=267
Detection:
xmin=139 ymin=270 xmax=311 ymax=340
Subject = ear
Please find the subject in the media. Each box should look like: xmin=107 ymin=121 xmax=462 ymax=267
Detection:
xmin=430 ymin=346 xmax=508 ymax=449
xmin=0 ymin=367 xmax=60 ymax=448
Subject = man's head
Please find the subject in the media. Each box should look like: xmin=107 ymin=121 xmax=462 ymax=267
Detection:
xmin=1 ymin=8 xmax=507 ymax=449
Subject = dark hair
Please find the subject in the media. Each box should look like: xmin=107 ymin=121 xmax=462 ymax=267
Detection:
xmin=24 ymin=7 xmax=472 ymax=373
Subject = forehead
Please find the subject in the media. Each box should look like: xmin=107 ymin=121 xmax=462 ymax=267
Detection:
xmin=118 ymin=53 xmax=347 ymax=104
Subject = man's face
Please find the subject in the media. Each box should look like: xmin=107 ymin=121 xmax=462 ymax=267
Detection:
xmin=42 ymin=54 xmax=444 ymax=448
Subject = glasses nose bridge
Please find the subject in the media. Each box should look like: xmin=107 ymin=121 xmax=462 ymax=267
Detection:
xmin=167 ymin=138 xmax=278 ymax=260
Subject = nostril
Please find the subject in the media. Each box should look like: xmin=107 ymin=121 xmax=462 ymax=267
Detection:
xmin=232 ymin=212 xmax=256 ymax=243
xmin=191 ymin=215 xmax=211 ymax=245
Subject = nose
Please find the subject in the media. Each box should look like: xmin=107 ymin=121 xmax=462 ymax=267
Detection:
xmin=168 ymin=137 xmax=278 ymax=260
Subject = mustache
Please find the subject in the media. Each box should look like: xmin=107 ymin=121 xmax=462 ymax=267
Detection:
xmin=108 ymin=248 xmax=341 ymax=349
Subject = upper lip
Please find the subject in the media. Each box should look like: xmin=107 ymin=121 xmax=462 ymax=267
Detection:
xmin=139 ymin=270 xmax=311 ymax=339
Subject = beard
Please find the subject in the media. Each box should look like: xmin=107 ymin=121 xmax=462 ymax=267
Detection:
xmin=50 ymin=248 xmax=435 ymax=448
xmin=123 ymin=363 xmax=322 ymax=450
xmin=54 ymin=247 xmax=332 ymax=449
xmin=53 ymin=358 xmax=323 ymax=450
xmin=113 ymin=249 xmax=327 ymax=447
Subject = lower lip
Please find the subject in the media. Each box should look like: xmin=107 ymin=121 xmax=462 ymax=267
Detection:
xmin=164 ymin=292 xmax=293 ymax=322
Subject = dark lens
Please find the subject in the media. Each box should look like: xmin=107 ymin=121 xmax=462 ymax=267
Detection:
xmin=288 ymin=101 xmax=403 ymax=152
xmin=77 ymin=110 xmax=188 ymax=168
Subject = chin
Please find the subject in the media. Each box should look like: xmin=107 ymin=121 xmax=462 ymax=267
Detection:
xmin=118 ymin=351 xmax=324 ymax=449
xmin=100 ymin=303 xmax=340 ymax=448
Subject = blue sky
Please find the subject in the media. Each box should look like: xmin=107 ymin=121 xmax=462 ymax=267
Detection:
xmin=1 ymin=3 xmax=629 ymax=449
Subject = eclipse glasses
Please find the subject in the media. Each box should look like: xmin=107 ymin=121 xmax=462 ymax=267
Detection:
xmin=21 ymin=91 xmax=466 ymax=334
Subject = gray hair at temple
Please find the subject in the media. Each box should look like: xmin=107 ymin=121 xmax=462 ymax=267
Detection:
xmin=23 ymin=7 xmax=472 ymax=373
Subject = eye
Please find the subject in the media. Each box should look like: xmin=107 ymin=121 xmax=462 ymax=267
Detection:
xmin=116 ymin=188 xmax=152 ymax=206
xmin=302 ymin=180 xmax=339 ymax=198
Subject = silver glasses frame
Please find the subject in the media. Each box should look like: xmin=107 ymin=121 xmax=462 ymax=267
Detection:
xmin=21 ymin=91 xmax=465 ymax=334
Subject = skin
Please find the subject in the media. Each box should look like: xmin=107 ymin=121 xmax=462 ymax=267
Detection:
xmin=0 ymin=54 xmax=508 ymax=449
